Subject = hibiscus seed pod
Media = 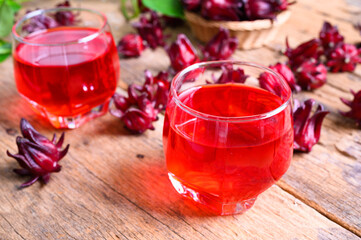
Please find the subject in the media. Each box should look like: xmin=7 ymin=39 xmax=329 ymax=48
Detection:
xmin=326 ymin=43 xmax=361 ymax=73
xmin=319 ymin=21 xmax=344 ymax=52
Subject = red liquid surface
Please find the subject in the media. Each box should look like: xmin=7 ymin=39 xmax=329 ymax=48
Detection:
xmin=13 ymin=27 xmax=120 ymax=116
xmin=163 ymin=84 xmax=293 ymax=207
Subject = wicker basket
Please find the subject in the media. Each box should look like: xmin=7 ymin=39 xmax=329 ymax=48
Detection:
xmin=185 ymin=10 xmax=291 ymax=50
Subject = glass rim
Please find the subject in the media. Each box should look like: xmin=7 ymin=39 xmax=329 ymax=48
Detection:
xmin=171 ymin=60 xmax=292 ymax=123
xmin=12 ymin=7 xmax=108 ymax=47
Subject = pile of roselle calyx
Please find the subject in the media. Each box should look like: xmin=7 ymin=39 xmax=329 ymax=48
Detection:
xmin=115 ymin=10 xmax=361 ymax=154
xmin=182 ymin=0 xmax=292 ymax=21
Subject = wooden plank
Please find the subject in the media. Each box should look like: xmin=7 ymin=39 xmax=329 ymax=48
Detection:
xmin=0 ymin=92 xmax=358 ymax=239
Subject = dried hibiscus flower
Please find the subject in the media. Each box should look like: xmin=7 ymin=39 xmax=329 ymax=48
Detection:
xmin=143 ymin=70 xmax=170 ymax=111
xmin=211 ymin=65 xmax=248 ymax=84
xmin=7 ymin=118 xmax=69 ymax=188
xmin=22 ymin=12 xmax=59 ymax=33
xmin=110 ymin=70 xmax=170 ymax=133
xmin=111 ymin=93 xmax=158 ymax=133
xmin=167 ymin=34 xmax=199 ymax=73
xmin=295 ymin=59 xmax=327 ymax=90
xmin=244 ymin=0 xmax=290 ymax=20
xmin=340 ymin=90 xmax=361 ymax=126
xmin=269 ymin=63 xmax=301 ymax=92
xmin=202 ymin=27 xmax=238 ymax=61
xmin=182 ymin=0 xmax=202 ymax=11
xmin=259 ymin=63 xmax=300 ymax=96
xmin=55 ymin=0 xmax=77 ymax=26
xmin=293 ymin=99 xmax=329 ymax=152
xmin=133 ymin=11 xmax=165 ymax=49
xmin=117 ymin=34 xmax=145 ymax=58
xmin=325 ymin=43 xmax=361 ymax=72
xmin=201 ymin=0 xmax=244 ymax=21
xmin=23 ymin=1 xmax=78 ymax=33
xmin=285 ymin=38 xmax=322 ymax=70
xmin=319 ymin=21 xmax=344 ymax=52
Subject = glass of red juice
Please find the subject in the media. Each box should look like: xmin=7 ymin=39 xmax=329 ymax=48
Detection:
xmin=12 ymin=7 xmax=120 ymax=128
xmin=163 ymin=61 xmax=294 ymax=215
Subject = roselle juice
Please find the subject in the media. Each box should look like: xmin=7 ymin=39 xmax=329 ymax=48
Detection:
xmin=163 ymin=84 xmax=293 ymax=214
xmin=13 ymin=27 xmax=119 ymax=117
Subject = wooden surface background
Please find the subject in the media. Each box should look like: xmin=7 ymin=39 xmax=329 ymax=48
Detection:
xmin=0 ymin=0 xmax=360 ymax=239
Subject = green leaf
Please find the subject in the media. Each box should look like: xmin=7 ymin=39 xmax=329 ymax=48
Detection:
xmin=0 ymin=0 xmax=14 ymax=37
xmin=0 ymin=39 xmax=11 ymax=62
xmin=6 ymin=0 xmax=21 ymax=13
xmin=0 ymin=52 xmax=11 ymax=62
xmin=142 ymin=0 xmax=184 ymax=18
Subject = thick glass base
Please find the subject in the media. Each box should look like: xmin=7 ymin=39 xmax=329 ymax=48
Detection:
xmin=168 ymin=173 xmax=256 ymax=215
xmin=27 ymin=98 xmax=110 ymax=129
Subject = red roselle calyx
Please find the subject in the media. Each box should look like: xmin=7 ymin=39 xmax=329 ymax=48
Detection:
xmin=259 ymin=63 xmax=300 ymax=95
xmin=285 ymin=38 xmax=322 ymax=70
xmin=22 ymin=1 xmax=77 ymax=33
xmin=270 ymin=63 xmax=300 ymax=92
xmin=202 ymin=27 xmax=238 ymax=61
xmin=117 ymin=34 xmax=145 ymax=58
xmin=133 ymin=11 xmax=165 ymax=49
xmin=111 ymin=93 xmax=158 ymax=134
xmin=7 ymin=119 xmax=70 ymax=188
xmin=143 ymin=70 xmax=170 ymax=111
xmin=182 ymin=0 xmax=202 ymax=11
xmin=201 ymin=0 xmax=244 ymax=21
xmin=326 ymin=43 xmax=361 ymax=73
xmin=211 ymin=65 xmax=248 ymax=84
xmin=22 ymin=12 xmax=59 ymax=33
xmin=110 ymin=70 xmax=170 ymax=133
xmin=319 ymin=21 xmax=344 ymax=52
xmin=167 ymin=34 xmax=199 ymax=73
xmin=244 ymin=0 xmax=290 ymax=20
xmin=55 ymin=0 xmax=77 ymax=26
xmin=295 ymin=59 xmax=327 ymax=90
xmin=128 ymin=70 xmax=170 ymax=111
xmin=340 ymin=90 xmax=361 ymax=126
xmin=293 ymin=99 xmax=329 ymax=152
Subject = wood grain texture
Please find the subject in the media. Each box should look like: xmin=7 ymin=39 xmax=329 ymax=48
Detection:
xmin=0 ymin=0 xmax=360 ymax=239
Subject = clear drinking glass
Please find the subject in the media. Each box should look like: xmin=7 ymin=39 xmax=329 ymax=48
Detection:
xmin=163 ymin=61 xmax=293 ymax=215
xmin=12 ymin=8 xmax=120 ymax=128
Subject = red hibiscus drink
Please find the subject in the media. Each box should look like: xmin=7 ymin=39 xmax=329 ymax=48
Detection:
xmin=12 ymin=8 xmax=120 ymax=129
xmin=163 ymin=61 xmax=293 ymax=215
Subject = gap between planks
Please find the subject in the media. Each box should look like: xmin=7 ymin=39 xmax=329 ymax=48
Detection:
xmin=277 ymin=180 xmax=361 ymax=237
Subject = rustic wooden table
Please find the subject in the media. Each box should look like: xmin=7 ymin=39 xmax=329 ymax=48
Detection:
xmin=0 ymin=0 xmax=360 ymax=239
